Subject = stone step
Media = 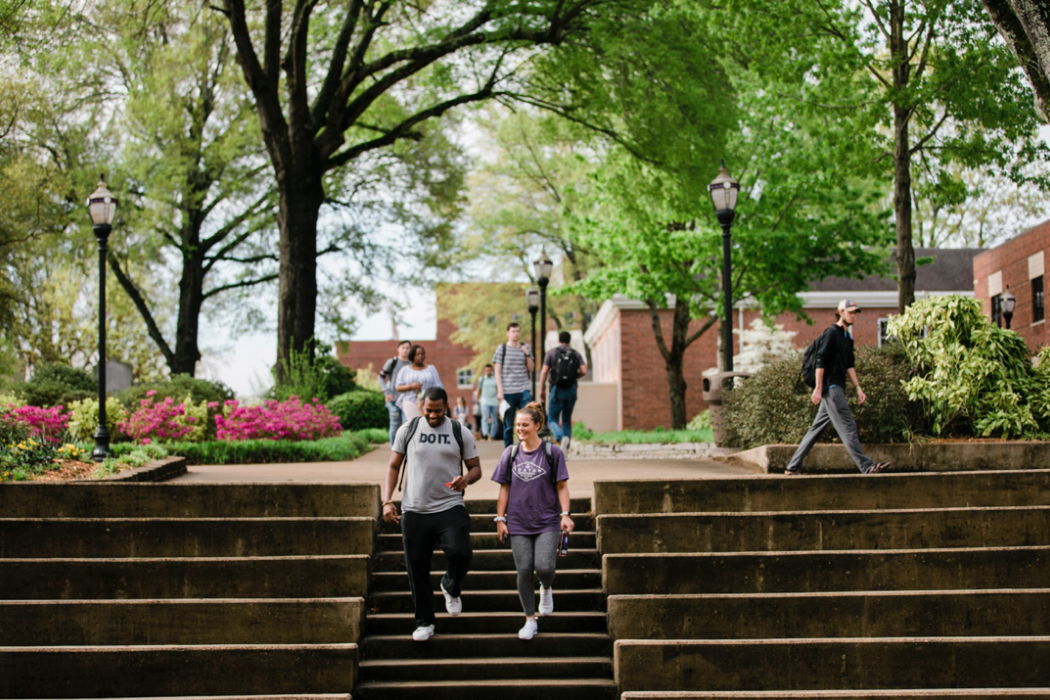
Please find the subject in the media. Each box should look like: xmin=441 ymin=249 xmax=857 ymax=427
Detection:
xmin=0 ymin=518 xmax=376 ymax=559
xmin=0 ymin=483 xmax=380 ymax=518
xmin=371 ymin=569 xmax=600 ymax=593
xmin=0 ymin=598 xmax=365 ymax=645
xmin=379 ymin=513 xmax=595 ymax=534
xmin=604 ymin=547 xmax=1050 ymax=595
xmin=619 ymin=692 xmax=1050 ymax=699
xmin=353 ymin=678 xmax=617 ymax=700
xmin=365 ymin=611 xmax=608 ymax=636
xmin=597 ymin=507 xmax=1050 ymax=553
xmin=358 ymin=655 xmax=612 ymax=681
xmin=361 ymin=632 xmax=610 ymax=659
xmin=613 ymin=638 xmax=1050 ymax=693
xmin=372 ymin=547 xmax=599 ymax=572
xmin=606 ymin=590 xmax=1050 ymax=640
xmin=376 ymin=530 xmax=597 ymax=551
xmin=593 ymin=470 xmax=1050 ymax=515
xmin=368 ymin=589 xmax=606 ymax=614
xmin=0 ymin=555 xmax=369 ymax=600
xmin=0 ymin=644 xmax=357 ymax=698
xmin=14 ymin=697 xmax=353 ymax=700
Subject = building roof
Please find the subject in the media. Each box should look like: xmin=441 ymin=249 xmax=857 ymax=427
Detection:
xmin=809 ymin=248 xmax=982 ymax=293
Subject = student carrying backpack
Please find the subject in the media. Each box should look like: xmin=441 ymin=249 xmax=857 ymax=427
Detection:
xmin=540 ymin=332 xmax=588 ymax=451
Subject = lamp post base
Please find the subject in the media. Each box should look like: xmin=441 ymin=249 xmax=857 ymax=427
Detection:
xmin=92 ymin=429 xmax=111 ymax=462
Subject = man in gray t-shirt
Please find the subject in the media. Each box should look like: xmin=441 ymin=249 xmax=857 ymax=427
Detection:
xmin=382 ymin=387 xmax=482 ymax=642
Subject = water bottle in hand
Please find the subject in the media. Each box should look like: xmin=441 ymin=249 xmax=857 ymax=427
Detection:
xmin=558 ymin=530 xmax=569 ymax=557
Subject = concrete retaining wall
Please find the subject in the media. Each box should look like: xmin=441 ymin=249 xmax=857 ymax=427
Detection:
xmin=728 ymin=442 xmax=1050 ymax=474
xmin=597 ymin=507 xmax=1050 ymax=553
xmin=614 ymin=638 xmax=1050 ymax=693
xmin=603 ymin=548 xmax=1050 ymax=595
xmin=607 ymin=590 xmax=1050 ymax=640
xmin=0 ymin=482 xmax=381 ymax=518
xmin=105 ymin=455 xmax=187 ymax=481
xmin=593 ymin=470 xmax=1050 ymax=515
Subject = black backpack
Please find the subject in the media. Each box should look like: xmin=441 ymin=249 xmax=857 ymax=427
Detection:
xmin=800 ymin=326 xmax=836 ymax=389
xmin=549 ymin=346 xmax=581 ymax=389
xmin=379 ymin=356 xmax=398 ymax=380
xmin=397 ymin=417 xmax=465 ymax=492
xmin=508 ymin=440 xmax=559 ymax=486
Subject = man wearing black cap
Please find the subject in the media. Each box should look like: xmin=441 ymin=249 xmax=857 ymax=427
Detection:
xmin=785 ymin=299 xmax=890 ymax=475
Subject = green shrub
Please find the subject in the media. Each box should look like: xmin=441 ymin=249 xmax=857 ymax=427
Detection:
xmin=112 ymin=431 xmax=381 ymax=465
xmin=889 ymin=295 xmax=1050 ymax=438
xmin=67 ymin=397 xmax=129 ymax=442
xmin=271 ymin=342 xmax=357 ymax=403
xmin=19 ymin=364 xmax=95 ymax=407
xmin=327 ymin=390 xmax=388 ymax=430
xmin=116 ymin=375 xmax=234 ymax=439
xmin=721 ymin=343 xmax=922 ymax=449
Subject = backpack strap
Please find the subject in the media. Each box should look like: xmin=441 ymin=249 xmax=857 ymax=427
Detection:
xmin=498 ymin=343 xmax=507 ymax=366
xmin=396 ymin=417 xmax=423 ymax=492
xmin=545 ymin=441 xmax=558 ymax=486
xmin=450 ymin=418 xmax=464 ymax=477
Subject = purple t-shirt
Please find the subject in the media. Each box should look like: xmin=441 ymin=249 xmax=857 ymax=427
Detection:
xmin=491 ymin=443 xmax=570 ymax=535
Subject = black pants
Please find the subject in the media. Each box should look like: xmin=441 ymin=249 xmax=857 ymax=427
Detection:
xmin=401 ymin=505 xmax=473 ymax=626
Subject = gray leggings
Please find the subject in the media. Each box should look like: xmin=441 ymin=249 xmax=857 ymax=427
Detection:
xmin=510 ymin=530 xmax=560 ymax=617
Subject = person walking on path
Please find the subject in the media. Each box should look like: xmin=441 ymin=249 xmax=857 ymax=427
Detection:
xmin=492 ymin=323 xmax=535 ymax=447
xmin=785 ymin=299 xmax=891 ymax=476
xmin=394 ymin=344 xmax=443 ymax=422
xmin=475 ymin=364 xmax=499 ymax=440
xmin=539 ymin=331 xmax=587 ymax=451
xmin=382 ymin=387 xmax=482 ymax=642
xmin=379 ymin=340 xmax=412 ymax=446
xmin=492 ymin=402 xmax=573 ymax=641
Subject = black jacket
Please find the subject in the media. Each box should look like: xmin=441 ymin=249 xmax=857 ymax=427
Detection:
xmin=814 ymin=323 xmax=854 ymax=390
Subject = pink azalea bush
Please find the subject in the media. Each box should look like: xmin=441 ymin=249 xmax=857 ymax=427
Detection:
xmin=215 ymin=396 xmax=343 ymax=442
xmin=2 ymin=405 xmax=70 ymax=442
xmin=119 ymin=391 xmax=197 ymax=445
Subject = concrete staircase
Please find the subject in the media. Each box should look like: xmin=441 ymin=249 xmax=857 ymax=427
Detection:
xmin=594 ymin=469 xmax=1050 ymax=699
xmin=355 ymin=497 xmax=617 ymax=700
xmin=0 ymin=482 xmax=378 ymax=699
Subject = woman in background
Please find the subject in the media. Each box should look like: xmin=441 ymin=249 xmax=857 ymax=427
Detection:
xmin=394 ymin=345 xmax=443 ymax=421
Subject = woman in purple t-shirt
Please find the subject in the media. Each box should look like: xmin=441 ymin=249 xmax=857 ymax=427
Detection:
xmin=491 ymin=402 xmax=574 ymax=641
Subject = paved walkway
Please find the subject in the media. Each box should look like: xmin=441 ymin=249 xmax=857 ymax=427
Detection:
xmin=171 ymin=438 xmax=759 ymax=499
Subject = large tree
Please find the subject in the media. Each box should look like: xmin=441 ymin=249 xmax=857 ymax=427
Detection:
xmin=214 ymin=0 xmax=635 ymax=374
xmin=982 ymin=0 xmax=1050 ymax=122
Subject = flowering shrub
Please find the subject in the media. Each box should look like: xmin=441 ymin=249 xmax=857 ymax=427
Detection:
xmin=215 ymin=396 xmax=343 ymax=442
xmin=1 ymin=404 xmax=70 ymax=442
xmin=68 ymin=397 xmax=129 ymax=441
xmin=119 ymin=391 xmax=201 ymax=445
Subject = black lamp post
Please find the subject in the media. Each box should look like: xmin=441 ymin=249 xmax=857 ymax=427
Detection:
xmin=708 ymin=160 xmax=740 ymax=374
xmin=534 ymin=250 xmax=553 ymax=400
xmin=1003 ymin=286 xmax=1016 ymax=329
xmin=526 ymin=286 xmax=540 ymax=398
xmin=86 ymin=176 xmax=117 ymax=461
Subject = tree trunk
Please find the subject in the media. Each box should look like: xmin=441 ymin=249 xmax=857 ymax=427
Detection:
xmin=890 ymin=0 xmax=916 ymax=314
xmin=171 ymin=246 xmax=206 ymax=376
xmin=983 ymin=0 xmax=1050 ymax=123
xmin=665 ymin=301 xmax=690 ymax=429
xmin=275 ymin=170 xmax=324 ymax=378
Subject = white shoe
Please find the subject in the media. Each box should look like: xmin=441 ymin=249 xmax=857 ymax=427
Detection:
xmin=440 ymin=581 xmax=462 ymax=616
xmin=412 ymin=624 xmax=435 ymax=642
xmin=538 ymin=585 xmax=554 ymax=616
xmin=560 ymin=436 xmax=571 ymax=451
xmin=518 ymin=617 xmax=538 ymax=640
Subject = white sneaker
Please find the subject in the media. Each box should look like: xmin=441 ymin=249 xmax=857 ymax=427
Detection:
xmin=412 ymin=624 xmax=435 ymax=642
xmin=560 ymin=436 xmax=571 ymax=451
xmin=538 ymin=585 xmax=554 ymax=616
xmin=440 ymin=581 xmax=462 ymax=616
xmin=518 ymin=617 xmax=538 ymax=640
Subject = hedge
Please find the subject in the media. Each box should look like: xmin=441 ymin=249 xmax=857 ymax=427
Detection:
xmin=109 ymin=429 xmax=389 ymax=465
xmin=327 ymin=390 xmax=388 ymax=431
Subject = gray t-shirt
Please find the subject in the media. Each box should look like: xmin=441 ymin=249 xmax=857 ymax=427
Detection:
xmin=382 ymin=358 xmax=410 ymax=395
xmin=492 ymin=343 xmax=533 ymax=394
xmin=393 ymin=418 xmax=479 ymax=514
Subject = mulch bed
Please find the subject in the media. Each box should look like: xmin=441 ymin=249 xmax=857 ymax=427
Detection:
xmin=31 ymin=459 xmax=103 ymax=481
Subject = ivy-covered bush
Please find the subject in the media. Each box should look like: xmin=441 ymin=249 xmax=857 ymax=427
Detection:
xmin=327 ymin=390 xmax=388 ymax=431
xmin=889 ymin=295 xmax=1050 ymax=438
xmin=721 ymin=343 xmax=923 ymax=448
xmin=18 ymin=364 xmax=95 ymax=407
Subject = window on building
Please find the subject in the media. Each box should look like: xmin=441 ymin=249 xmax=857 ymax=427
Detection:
xmin=565 ymin=310 xmax=576 ymax=327
xmin=512 ymin=313 xmax=521 ymax=323
xmin=991 ymin=294 xmax=1002 ymax=327
xmin=486 ymin=315 xmax=497 ymax=327
xmin=457 ymin=314 xmax=470 ymax=331
xmin=457 ymin=368 xmax=474 ymax=388
xmin=877 ymin=318 xmax=894 ymax=347
xmin=1034 ymin=276 xmax=1045 ymax=323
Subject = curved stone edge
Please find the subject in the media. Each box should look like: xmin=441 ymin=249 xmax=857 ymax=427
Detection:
xmin=104 ymin=456 xmax=187 ymax=482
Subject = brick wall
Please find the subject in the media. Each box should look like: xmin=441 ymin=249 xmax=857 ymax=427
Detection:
xmin=973 ymin=219 xmax=1050 ymax=353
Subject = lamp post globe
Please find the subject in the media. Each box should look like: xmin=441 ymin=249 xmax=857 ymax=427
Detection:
xmin=526 ymin=287 xmax=540 ymax=398
xmin=708 ymin=159 xmax=739 ymax=374
xmin=533 ymin=250 xmax=553 ymax=400
xmin=1002 ymin=286 xmax=1016 ymax=329
xmin=86 ymin=176 xmax=117 ymax=461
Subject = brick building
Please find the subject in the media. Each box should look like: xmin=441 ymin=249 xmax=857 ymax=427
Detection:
xmin=973 ymin=219 xmax=1049 ymax=352
xmin=584 ymin=248 xmax=980 ymax=430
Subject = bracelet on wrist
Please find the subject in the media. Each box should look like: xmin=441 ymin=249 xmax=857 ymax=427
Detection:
xmin=494 ymin=516 xmax=507 ymax=523
xmin=560 ymin=511 xmax=570 ymax=516
xmin=382 ymin=501 xmax=394 ymax=507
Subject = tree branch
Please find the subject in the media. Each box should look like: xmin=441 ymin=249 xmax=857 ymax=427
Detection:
xmin=644 ymin=297 xmax=673 ymax=364
xmin=203 ymin=273 xmax=279 ymax=300
xmin=107 ymin=253 xmax=175 ymax=367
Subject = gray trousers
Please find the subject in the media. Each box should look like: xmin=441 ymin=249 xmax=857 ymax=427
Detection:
xmin=510 ymin=531 xmax=559 ymax=617
xmin=786 ymin=385 xmax=874 ymax=473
